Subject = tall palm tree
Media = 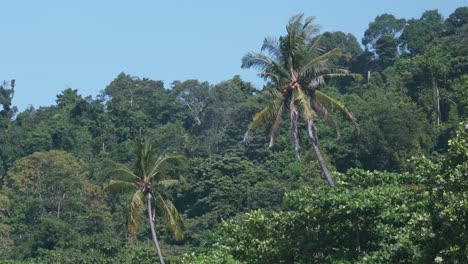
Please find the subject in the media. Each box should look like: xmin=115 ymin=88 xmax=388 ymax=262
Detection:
xmin=105 ymin=138 xmax=186 ymax=264
xmin=242 ymin=14 xmax=358 ymax=187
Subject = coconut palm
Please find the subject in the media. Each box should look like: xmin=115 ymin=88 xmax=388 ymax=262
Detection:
xmin=242 ymin=14 xmax=358 ymax=187
xmin=105 ymin=138 xmax=186 ymax=264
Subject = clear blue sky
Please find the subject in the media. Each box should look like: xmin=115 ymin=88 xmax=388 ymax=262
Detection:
xmin=1 ymin=0 xmax=466 ymax=110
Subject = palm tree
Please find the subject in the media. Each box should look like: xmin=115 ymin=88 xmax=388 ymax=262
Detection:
xmin=105 ymin=138 xmax=186 ymax=264
xmin=242 ymin=14 xmax=358 ymax=187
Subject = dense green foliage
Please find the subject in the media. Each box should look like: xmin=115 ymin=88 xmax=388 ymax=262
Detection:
xmin=212 ymin=170 xmax=429 ymax=263
xmin=0 ymin=8 xmax=466 ymax=263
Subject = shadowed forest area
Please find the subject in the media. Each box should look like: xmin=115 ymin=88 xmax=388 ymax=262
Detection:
xmin=0 ymin=7 xmax=467 ymax=264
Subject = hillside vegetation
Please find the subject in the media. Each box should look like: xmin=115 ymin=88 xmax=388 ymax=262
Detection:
xmin=0 ymin=7 xmax=467 ymax=264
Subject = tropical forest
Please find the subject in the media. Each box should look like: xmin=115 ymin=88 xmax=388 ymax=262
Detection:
xmin=0 ymin=6 xmax=467 ymax=264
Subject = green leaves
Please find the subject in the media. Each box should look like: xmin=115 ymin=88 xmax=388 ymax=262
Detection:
xmin=244 ymin=89 xmax=284 ymax=146
xmin=362 ymin=13 xmax=406 ymax=48
xmin=206 ymin=169 xmax=430 ymax=263
xmin=0 ymin=151 xmax=112 ymax=259
xmin=149 ymin=155 xmax=186 ymax=181
xmin=157 ymin=179 xmax=183 ymax=189
xmin=241 ymin=52 xmax=273 ymax=72
xmin=423 ymin=122 xmax=468 ymax=262
xmin=127 ymin=190 xmax=144 ymax=238
xmin=105 ymin=165 xmax=140 ymax=182
xmin=295 ymin=87 xmax=315 ymax=122
xmin=156 ymin=194 xmax=185 ymax=241
xmin=104 ymin=180 xmax=135 ymax=195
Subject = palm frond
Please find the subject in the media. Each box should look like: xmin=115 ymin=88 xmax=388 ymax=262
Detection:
xmin=157 ymin=179 xmax=182 ymax=189
xmin=134 ymin=137 xmax=155 ymax=177
xmin=319 ymin=67 xmax=352 ymax=78
xmin=285 ymin=14 xmax=308 ymax=65
xmin=303 ymin=16 xmax=320 ymax=39
xmin=156 ymin=194 xmax=185 ymax=241
xmin=305 ymin=70 xmax=351 ymax=90
xmin=350 ymin=73 xmax=364 ymax=80
xmin=104 ymin=180 xmax=135 ymax=194
xmin=106 ymin=166 xmax=140 ymax=182
xmin=313 ymin=90 xmax=358 ymax=131
xmin=261 ymin=71 xmax=282 ymax=84
xmin=269 ymin=101 xmax=284 ymax=147
xmin=241 ymin=52 xmax=273 ymax=71
xmin=295 ymin=86 xmax=316 ymax=122
xmin=299 ymin=48 xmax=342 ymax=78
xmin=307 ymin=35 xmax=323 ymax=54
xmin=178 ymin=175 xmax=189 ymax=190
xmin=148 ymin=155 xmax=186 ymax=180
xmin=323 ymin=72 xmax=351 ymax=78
xmin=247 ymin=104 xmax=278 ymax=131
xmin=311 ymin=100 xmax=341 ymax=140
xmin=127 ymin=190 xmax=144 ymax=236
xmin=244 ymin=89 xmax=284 ymax=143
xmin=262 ymin=63 xmax=290 ymax=84
xmin=303 ymin=15 xmax=314 ymax=30
xmin=261 ymin=36 xmax=282 ymax=61
xmin=308 ymin=76 xmax=325 ymax=89
xmin=287 ymin=14 xmax=304 ymax=37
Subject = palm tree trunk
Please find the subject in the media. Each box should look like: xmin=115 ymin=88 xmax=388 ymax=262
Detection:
xmin=433 ymin=79 xmax=441 ymax=126
xmin=146 ymin=193 xmax=165 ymax=264
xmin=290 ymin=93 xmax=300 ymax=157
xmin=307 ymin=120 xmax=335 ymax=187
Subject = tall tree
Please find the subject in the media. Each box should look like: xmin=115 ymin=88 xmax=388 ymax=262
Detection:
xmin=241 ymin=14 xmax=357 ymax=187
xmin=399 ymin=10 xmax=444 ymax=55
xmin=0 ymin=80 xmax=16 ymax=184
xmin=104 ymin=73 xmax=183 ymax=141
xmin=171 ymin=80 xmax=210 ymax=126
xmin=105 ymin=137 xmax=186 ymax=264
xmin=362 ymin=14 xmax=406 ymax=71
xmin=374 ymin=34 xmax=399 ymax=70
xmin=318 ymin=31 xmax=363 ymax=67
xmin=362 ymin=14 xmax=406 ymax=50
xmin=0 ymin=80 xmax=15 ymax=128
xmin=0 ymin=151 xmax=112 ymax=259
xmin=445 ymin=7 xmax=468 ymax=35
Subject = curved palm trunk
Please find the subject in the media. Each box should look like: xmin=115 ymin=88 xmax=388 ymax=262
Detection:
xmin=307 ymin=120 xmax=335 ymax=187
xmin=146 ymin=193 xmax=165 ymax=264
